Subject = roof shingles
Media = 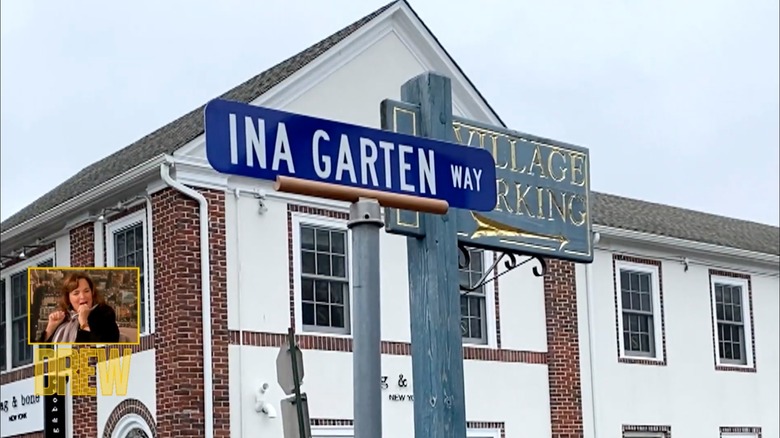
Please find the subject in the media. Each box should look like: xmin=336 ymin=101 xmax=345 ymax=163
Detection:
xmin=2 ymin=0 xmax=778 ymax=257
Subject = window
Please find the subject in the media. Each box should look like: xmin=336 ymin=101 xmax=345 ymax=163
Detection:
xmin=614 ymin=258 xmax=664 ymax=362
xmin=710 ymin=273 xmax=754 ymax=368
xmin=299 ymin=223 xmax=350 ymax=334
xmin=1 ymin=279 xmax=5 ymax=371
xmin=1 ymin=251 xmax=54 ymax=370
xmin=106 ymin=212 xmax=150 ymax=335
xmin=110 ymin=413 xmax=154 ymax=438
xmin=459 ymin=248 xmax=487 ymax=345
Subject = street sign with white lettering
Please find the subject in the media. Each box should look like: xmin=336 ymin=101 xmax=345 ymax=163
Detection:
xmin=382 ymin=99 xmax=593 ymax=263
xmin=204 ymin=99 xmax=497 ymax=212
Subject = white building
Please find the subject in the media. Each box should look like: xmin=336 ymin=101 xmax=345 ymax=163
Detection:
xmin=1 ymin=1 xmax=777 ymax=438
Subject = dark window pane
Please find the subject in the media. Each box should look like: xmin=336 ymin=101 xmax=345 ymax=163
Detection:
xmin=315 ymin=304 xmax=330 ymax=326
xmin=332 ymin=255 xmax=346 ymax=278
xmin=731 ymin=286 xmax=742 ymax=305
xmin=470 ymin=318 xmax=482 ymax=339
xmin=630 ymin=334 xmax=640 ymax=350
xmin=301 ymin=251 xmax=315 ymax=275
xmin=330 ymin=306 xmax=344 ymax=328
xmin=315 ymin=281 xmax=329 ymax=302
xmin=301 ymin=279 xmax=314 ymax=301
xmin=716 ymin=303 xmax=724 ymax=320
xmin=640 ymin=293 xmax=651 ymax=312
xmin=725 ymin=305 xmax=733 ymax=321
xmin=315 ymin=230 xmax=330 ymax=252
xmin=302 ymin=303 xmax=315 ymax=325
xmin=460 ymin=319 xmax=468 ymax=337
xmin=715 ymin=284 xmax=723 ymax=303
xmin=316 ymin=254 xmax=331 ymax=276
xmin=733 ymin=305 xmax=742 ymax=323
xmin=724 ymin=289 xmax=732 ymax=304
xmin=621 ymin=291 xmax=630 ymax=309
xmin=331 ymin=232 xmax=345 ymax=254
xmin=639 ymin=274 xmax=650 ymax=292
xmin=620 ymin=271 xmax=629 ymax=290
xmin=630 ymin=292 xmax=641 ymax=311
xmin=331 ymin=283 xmax=345 ymax=304
xmin=301 ymin=227 xmax=315 ymax=250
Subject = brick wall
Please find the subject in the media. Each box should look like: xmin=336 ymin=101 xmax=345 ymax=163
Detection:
xmin=69 ymin=222 xmax=98 ymax=438
xmin=152 ymin=187 xmax=229 ymax=438
xmin=544 ymin=259 xmax=584 ymax=437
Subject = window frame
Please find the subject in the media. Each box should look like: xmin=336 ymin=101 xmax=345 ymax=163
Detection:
xmin=710 ymin=274 xmax=754 ymax=369
xmin=105 ymin=211 xmax=152 ymax=336
xmin=459 ymin=248 xmax=494 ymax=346
xmin=0 ymin=249 xmax=55 ymax=372
xmin=292 ymin=213 xmax=352 ymax=336
xmin=614 ymin=259 xmax=663 ymax=362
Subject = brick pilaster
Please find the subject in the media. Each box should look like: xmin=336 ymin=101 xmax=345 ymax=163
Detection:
xmin=152 ymin=187 xmax=229 ymax=438
xmin=544 ymin=259 xmax=584 ymax=437
xmin=69 ymin=223 xmax=98 ymax=438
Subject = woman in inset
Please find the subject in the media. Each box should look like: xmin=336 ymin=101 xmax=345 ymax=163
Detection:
xmin=38 ymin=271 xmax=120 ymax=344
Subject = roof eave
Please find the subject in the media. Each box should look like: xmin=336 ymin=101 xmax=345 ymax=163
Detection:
xmin=0 ymin=154 xmax=170 ymax=247
xmin=594 ymin=224 xmax=780 ymax=266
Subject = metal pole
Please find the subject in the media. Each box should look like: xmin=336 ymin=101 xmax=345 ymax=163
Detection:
xmin=288 ymin=328 xmax=307 ymax=438
xmin=349 ymin=197 xmax=384 ymax=438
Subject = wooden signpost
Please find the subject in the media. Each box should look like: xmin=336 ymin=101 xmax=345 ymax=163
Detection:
xmin=381 ymin=72 xmax=593 ymax=438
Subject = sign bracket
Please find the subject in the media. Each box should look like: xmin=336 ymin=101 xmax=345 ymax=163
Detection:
xmin=457 ymin=246 xmax=547 ymax=293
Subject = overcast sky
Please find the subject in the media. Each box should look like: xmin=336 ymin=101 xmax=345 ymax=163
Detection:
xmin=2 ymin=0 xmax=778 ymax=226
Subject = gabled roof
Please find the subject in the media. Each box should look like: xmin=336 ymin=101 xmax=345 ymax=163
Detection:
xmin=1 ymin=1 xmax=778 ymax=257
xmin=0 ymin=0 xmax=397 ymax=234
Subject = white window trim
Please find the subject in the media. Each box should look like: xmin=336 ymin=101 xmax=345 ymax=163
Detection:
xmin=292 ymin=212 xmax=353 ymax=337
xmin=614 ymin=259 xmax=663 ymax=362
xmin=311 ymin=425 xmax=353 ymax=437
xmin=461 ymin=249 xmax=498 ymax=349
xmin=710 ymin=274 xmax=754 ymax=368
xmin=1 ymin=249 xmax=56 ymax=372
xmin=111 ymin=412 xmax=154 ymax=438
xmin=624 ymin=433 xmax=666 ymax=438
xmin=105 ymin=211 xmax=153 ymax=336
xmin=722 ymin=434 xmax=759 ymax=438
xmin=310 ymin=425 xmax=501 ymax=438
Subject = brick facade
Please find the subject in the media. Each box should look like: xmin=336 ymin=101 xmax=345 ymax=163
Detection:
xmin=544 ymin=259 xmax=584 ymax=437
xmin=152 ymin=187 xmax=229 ymax=438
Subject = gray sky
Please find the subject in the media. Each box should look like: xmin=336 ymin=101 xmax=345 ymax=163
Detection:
xmin=2 ymin=0 xmax=778 ymax=226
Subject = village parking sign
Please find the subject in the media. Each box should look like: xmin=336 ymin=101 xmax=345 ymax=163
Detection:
xmin=203 ymin=99 xmax=498 ymax=211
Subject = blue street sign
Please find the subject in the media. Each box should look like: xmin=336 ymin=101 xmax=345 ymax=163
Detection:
xmin=203 ymin=99 xmax=497 ymax=211
xmin=382 ymin=100 xmax=593 ymax=263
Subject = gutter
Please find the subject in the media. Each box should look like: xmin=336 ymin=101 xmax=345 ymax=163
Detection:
xmin=583 ymin=232 xmax=601 ymax=438
xmin=1 ymin=154 xmax=169 ymax=243
xmin=593 ymin=224 xmax=780 ymax=266
xmin=159 ymin=157 xmax=214 ymax=438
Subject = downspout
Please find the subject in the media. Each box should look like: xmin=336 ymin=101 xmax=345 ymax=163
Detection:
xmin=144 ymin=195 xmax=156 ymax=333
xmin=584 ymin=231 xmax=601 ymax=437
xmin=160 ymin=158 xmax=214 ymax=438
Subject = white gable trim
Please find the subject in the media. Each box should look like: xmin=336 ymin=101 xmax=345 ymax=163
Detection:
xmin=175 ymin=1 xmax=501 ymax=158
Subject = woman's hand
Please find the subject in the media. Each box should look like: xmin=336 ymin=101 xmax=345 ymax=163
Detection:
xmin=46 ymin=310 xmax=66 ymax=334
xmin=77 ymin=304 xmax=92 ymax=329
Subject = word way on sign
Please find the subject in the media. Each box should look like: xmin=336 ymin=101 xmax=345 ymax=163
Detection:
xmin=204 ymin=99 xmax=498 ymax=211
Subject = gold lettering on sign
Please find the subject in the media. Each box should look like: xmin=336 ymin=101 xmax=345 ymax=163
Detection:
xmin=495 ymin=179 xmax=512 ymax=213
xmin=451 ymin=121 xmax=590 ymax=251
xmin=548 ymin=150 xmax=567 ymax=182
xmin=570 ymin=152 xmax=586 ymax=187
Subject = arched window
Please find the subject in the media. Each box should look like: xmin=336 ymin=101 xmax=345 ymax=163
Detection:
xmin=111 ymin=413 xmax=154 ymax=438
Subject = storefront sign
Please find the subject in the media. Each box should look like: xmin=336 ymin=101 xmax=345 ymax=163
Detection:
xmin=381 ymin=373 xmax=413 ymax=402
xmin=0 ymin=378 xmax=44 ymax=437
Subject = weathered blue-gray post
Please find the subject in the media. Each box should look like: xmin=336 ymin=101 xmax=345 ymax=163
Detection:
xmin=401 ymin=73 xmax=467 ymax=438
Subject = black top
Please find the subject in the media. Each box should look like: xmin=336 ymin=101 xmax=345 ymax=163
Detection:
xmin=38 ymin=304 xmax=121 ymax=344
